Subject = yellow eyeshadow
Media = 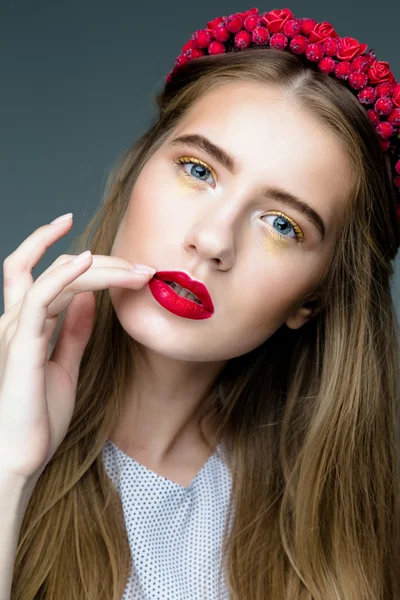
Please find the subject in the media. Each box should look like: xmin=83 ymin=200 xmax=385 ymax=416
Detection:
xmin=262 ymin=232 xmax=291 ymax=254
xmin=177 ymin=169 xmax=203 ymax=190
xmin=261 ymin=212 xmax=304 ymax=252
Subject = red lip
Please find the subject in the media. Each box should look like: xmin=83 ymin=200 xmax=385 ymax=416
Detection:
xmin=154 ymin=271 xmax=214 ymax=313
xmin=147 ymin=270 xmax=214 ymax=320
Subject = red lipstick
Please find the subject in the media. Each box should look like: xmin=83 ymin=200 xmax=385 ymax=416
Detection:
xmin=148 ymin=271 xmax=214 ymax=320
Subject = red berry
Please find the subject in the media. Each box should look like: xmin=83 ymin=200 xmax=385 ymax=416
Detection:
xmin=351 ymin=55 xmax=371 ymax=72
xmin=192 ymin=29 xmax=213 ymax=49
xmin=367 ymin=109 xmax=380 ymax=126
xmin=270 ymin=33 xmax=288 ymax=50
xmin=376 ymin=121 xmax=395 ymax=139
xmin=239 ymin=8 xmax=259 ymax=21
xmin=334 ymin=61 xmax=353 ymax=80
xmin=364 ymin=54 xmax=376 ymax=67
xmin=388 ymin=109 xmax=400 ymax=127
xmin=375 ymin=97 xmax=394 ymax=116
xmin=349 ymin=71 xmax=368 ymax=90
xmin=182 ymin=40 xmax=196 ymax=53
xmin=318 ymin=57 xmax=336 ymax=74
xmin=207 ymin=16 xmax=224 ymax=30
xmin=252 ymin=26 xmax=270 ymax=45
xmin=175 ymin=54 xmax=190 ymax=67
xmin=358 ymin=86 xmax=378 ymax=105
xmin=306 ymin=42 xmax=324 ymax=62
xmin=243 ymin=14 xmax=260 ymax=31
xmin=301 ymin=18 xmax=317 ymax=36
xmin=380 ymin=139 xmax=391 ymax=151
xmin=234 ymin=30 xmax=252 ymax=49
xmin=323 ymin=37 xmax=340 ymax=57
xmin=283 ymin=19 xmax=302 ymax=37
xmin=207 ymin=41 xmax=226 ymax=55
xmin=185 ymin=48 xmax=205 ymax=59
xmin=395 ymin=159 xmax=400 ymax=174
xmin=225 ymin=14 xmax=243 ymax=33
xmin=214 ymin=24 xmax=230 ymax=42
xmin=290 ymin=35 xmax=308 ymax=54
xmin=376 ymin=82 xmax=394 ymax=97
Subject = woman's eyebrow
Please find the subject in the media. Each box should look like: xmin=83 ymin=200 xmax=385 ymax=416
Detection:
xmin=169 ymin=133 xmax=326 ymax=241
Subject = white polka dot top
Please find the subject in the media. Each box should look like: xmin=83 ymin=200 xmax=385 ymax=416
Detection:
xmin=101 ymin=438 xmax=235 ymax=599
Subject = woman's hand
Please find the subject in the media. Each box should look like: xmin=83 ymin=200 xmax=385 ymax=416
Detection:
xmin=0 ymin=214 xmax=155 ymax=486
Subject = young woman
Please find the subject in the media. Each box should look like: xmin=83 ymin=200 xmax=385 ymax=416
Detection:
xmin=1 ymin=6 xmax=399 ymax=600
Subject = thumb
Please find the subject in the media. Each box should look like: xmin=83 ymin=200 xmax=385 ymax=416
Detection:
xmin=51 ymin=291 xmax=96 ymax=383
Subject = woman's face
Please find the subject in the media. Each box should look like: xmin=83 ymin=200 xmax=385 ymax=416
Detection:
xmin=110 ymin=81 xmax=353 ymax=362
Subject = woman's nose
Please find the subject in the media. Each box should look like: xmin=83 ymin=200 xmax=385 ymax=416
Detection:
xmin=182 ymin=213 xmax=237 ymax=270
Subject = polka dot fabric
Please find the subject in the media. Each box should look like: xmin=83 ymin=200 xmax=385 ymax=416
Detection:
xmin=102 ymin=439 xmax=235 ymax=599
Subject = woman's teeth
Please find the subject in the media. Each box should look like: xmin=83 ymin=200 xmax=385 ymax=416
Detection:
xmin=167 ymin=282 xmax=202 ymax=304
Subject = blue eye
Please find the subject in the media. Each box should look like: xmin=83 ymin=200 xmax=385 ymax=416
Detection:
xmin=175 ymin=157 xmax=216 ymax=186
xmin=175 ymin=157 xmax=304 ymax=242
xmin=263 ymin=213 xmax=303 ymax=242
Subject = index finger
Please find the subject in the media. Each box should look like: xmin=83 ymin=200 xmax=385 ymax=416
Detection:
xmin=35 ymin=254 xmax=147 ymax=283
xmin=3 ymin=219 xmax=73 ymax=313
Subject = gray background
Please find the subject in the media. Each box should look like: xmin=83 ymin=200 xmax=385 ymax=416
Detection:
xmin=1 ymin=0 xmax=399 ymax=318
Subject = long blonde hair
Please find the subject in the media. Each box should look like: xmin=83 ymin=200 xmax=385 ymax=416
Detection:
xmin=12 ymin=48 xmax=400 ymax=599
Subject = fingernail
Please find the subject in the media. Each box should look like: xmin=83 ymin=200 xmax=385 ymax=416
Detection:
xmin=72 ymin=250 xmax=92 ymax=264
xmin=130 ymin=264 xmax=156 ymax=274
xmin=50 ymin=212 xmax=73 ymax=224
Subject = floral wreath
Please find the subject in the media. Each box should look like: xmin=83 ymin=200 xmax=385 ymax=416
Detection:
xmin=166 ymin=7 xmax=400 ymax=232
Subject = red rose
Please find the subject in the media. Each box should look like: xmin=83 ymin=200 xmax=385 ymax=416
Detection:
xmin=336 ymin=37 xmax=368 ymax=61
xmin=368 ymin=60 xmax=395 ymax=85
xmin=393 ymin=84 xmax=400 ymax=108
xmin=308 ymin=21 xmax=339 ymax=43
xmin=260 ymin=8 xmax=293 ymax=33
